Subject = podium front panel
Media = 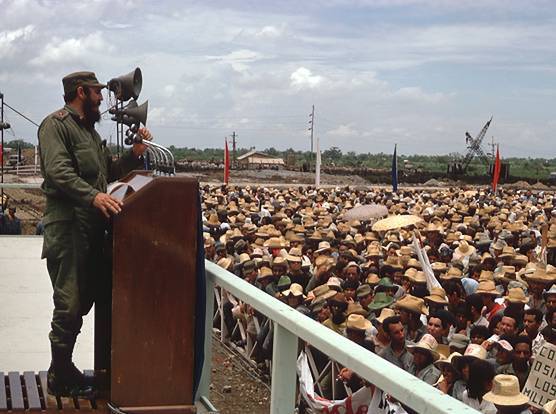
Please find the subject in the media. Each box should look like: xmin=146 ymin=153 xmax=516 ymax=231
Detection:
xmin=111 ymin=176 xmax=198 ymax=407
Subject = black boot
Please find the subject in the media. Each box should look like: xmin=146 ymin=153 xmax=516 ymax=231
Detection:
xmin=66 ymin=342 xmax=95 ymax=388
xmin=47 ymin=345 xmax=96 ymax=398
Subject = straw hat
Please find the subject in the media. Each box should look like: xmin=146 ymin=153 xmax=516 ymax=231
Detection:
xmin=347 ymin=302 xmax=369 ymax=317
xmin=327 ymin=276 xmax=343 ymax=291
xmin=479 ymin=270 xmax=494 ymax=282
xmin=311 ymin=284 xmax=337 ymax=304
xmin=217 ymin=257 xmax=233 ymax=270
xmin=384 ymin=255 xmax=402 ymax=269
xmin=425 ymin=287 xmax=448 ymax=305
xmin=404 ymin=267 xmax=418 ymax=279
xmin=495 ymin=266 xmax=516 ymax=282
xmin=483 ymin=375 xmax=529 ymax=406
xmin=399 ymin=245 xmax=414 ymax=256
xmin=366 ymin=273 xmax=380 ymax=285
xmin=525 ymin=266 xmax=556 ymax=284
xmin=431 ymin=262 xmax=447 ymax=273
xmin=408 ymin=270 xmax=427 ymax=285
xmin=283 ymin=283 xmax=305 ymax=298
xmin=257 ymin=266 xmax=274 ymax=280
xmin=286 ymin=247 xmax=302 ymax=262
xmin=453 ymin=240 xmax=476 ymax=260
xmin=406 ymin=258 xmax=422 ymax=269
xmin=395 ymin=294 xmax=429 ymax=316
xmin=346 ymin=314 xmax=373 ymax=331
xmin=452 ymin=343 xmax=487 ymax=372
xmin=434 ymin=352 xmax=462 ymax=371
xmin=476 ymin=280 xmax=501 ymax=297
xmin=407 ymin=334 xmax=440 ymax=361
xmin=544 ymin=400 xmax=556 ymax=414
xmin=264 ymin=237 xmax=285 ymax=249
xmin=504 ymin=287 xmax=529 ymax=304
xmin=499 ymin=246 xmax=516 ymax=259
xmin=315 ymin=241 xmax=332 ymax=253
xmin=440 ymin=266 xmax=463 ymax=281
xmin=374 ymin=307 xmax=396 ymax=324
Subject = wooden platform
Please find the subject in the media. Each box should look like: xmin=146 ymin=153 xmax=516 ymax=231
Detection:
xmin=0 ymin=371 xmax=106 ymax=412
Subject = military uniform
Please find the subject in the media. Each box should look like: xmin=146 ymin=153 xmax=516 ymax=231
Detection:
xmin=39 ymin=103 xmax=141 ymax=350
xmin=38 ymin=71 xmax=143 ymax=396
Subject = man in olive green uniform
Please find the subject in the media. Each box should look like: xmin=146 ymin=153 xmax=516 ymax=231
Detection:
xmin=38 ymin=71 xmax=152 ymax=397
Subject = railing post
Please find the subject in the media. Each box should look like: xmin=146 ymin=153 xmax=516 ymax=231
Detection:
xmin=270 ymin=322 xmax=297 ymax=414
xmin=196 ymin=269 xmax=214 ymax=401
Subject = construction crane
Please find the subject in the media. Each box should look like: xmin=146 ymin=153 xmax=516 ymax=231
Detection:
xmin=460 ymin=117 xmax=492 ymax=173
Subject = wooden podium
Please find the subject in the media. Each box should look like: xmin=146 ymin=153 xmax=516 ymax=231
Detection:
xmin=107 ymin=173 xmax=199 ymax=413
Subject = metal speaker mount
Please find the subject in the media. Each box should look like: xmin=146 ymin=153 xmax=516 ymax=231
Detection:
xmin=107 ymin=67 xmax=142 ymax=101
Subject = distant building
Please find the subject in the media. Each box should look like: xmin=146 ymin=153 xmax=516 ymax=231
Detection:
xmin=236 ymin=150 xmax=285 ymax=170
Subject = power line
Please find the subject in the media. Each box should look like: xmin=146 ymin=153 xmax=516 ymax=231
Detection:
xmin=3 ymin=102 xmax=40 ymax=128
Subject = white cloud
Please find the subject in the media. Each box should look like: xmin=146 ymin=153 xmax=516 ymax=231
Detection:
xmin=206 ymin=49 xmax=264 ymax=72
xmin=255 ymin=25 xmax=283 ymax=38
xmin=290 ymin=67 xmax=325 ymax=90
xmin=30 ymin=32 xmax=112 ymax=66
xmin=326 ymin=123 xmax=361 ymax=137
xmin=392 ymin=87 xmax=447 ymax=103
xmin=0 ymin=25 xmax=34 ymax=58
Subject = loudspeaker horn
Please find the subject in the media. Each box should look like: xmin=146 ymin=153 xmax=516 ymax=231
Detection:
xmin=123 ymin=100 xmax=148 ymax=126
xmin=107 ymin=67 xmax=142 ymax=101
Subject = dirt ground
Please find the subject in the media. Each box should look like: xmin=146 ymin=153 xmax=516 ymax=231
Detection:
xmin=209 ymin=336 xmax=270 ymax=414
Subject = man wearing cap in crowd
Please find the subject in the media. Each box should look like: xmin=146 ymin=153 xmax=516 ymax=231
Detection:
xmin=407 ymin=334 xmax=441 ymax=385
xmin=38 ymin=71 xmax=153 ymax=397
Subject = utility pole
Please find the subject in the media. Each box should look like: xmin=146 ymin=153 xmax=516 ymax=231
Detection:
xmin=308 ymin=105 xmax=315 ymax=170
xmin=231 ymin=131 xmax=237 ymax=169
xmin=1 ymin=92 xmax=5 ymax=208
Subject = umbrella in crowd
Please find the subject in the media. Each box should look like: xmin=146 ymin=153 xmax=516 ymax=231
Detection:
xmin=343 ymin=204 xmax=389 ymax=222
xmin=372 ymin=214 xmax=423 ymax=232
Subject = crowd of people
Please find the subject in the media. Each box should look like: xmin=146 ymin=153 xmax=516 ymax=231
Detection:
xmin=202 ymin=184 xmax=556 ymax=414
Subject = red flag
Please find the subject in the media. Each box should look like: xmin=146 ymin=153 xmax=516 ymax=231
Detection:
xmin=492 ymin=144 xmax=501 ymax=192
xmin=224 ymin=139 xmax=230 ymax=185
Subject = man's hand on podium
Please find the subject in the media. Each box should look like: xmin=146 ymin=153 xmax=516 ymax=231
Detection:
xmin=93 ymin=192 xmax=124 ymax=218
xmin=132 ymin=127 xmax=153 ymax=158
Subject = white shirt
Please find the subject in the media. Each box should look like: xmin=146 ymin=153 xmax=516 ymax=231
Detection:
xmin=461 ymin=390 xmax=496 ymax=414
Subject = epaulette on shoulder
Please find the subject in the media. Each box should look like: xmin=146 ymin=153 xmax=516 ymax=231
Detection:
xmin=52 ymin=109 xmax=69 ymax=121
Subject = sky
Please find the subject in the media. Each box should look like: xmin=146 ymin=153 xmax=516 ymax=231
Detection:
xmin=1 ymin=0 xmax=555 ymax=158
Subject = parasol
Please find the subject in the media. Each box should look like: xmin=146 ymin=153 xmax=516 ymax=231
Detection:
xmin=372 ymin=214 xmax=423 ymax=232
xmin=343 ymin=204 xmax=389 ymax=222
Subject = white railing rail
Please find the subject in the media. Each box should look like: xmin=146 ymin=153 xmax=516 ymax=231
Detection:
xmin=201 ymin=260 xmax=480 ymax=414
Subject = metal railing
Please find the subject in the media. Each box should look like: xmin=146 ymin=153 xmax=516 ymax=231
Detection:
xmin=200 ymin=261 xmax=480 ymax=414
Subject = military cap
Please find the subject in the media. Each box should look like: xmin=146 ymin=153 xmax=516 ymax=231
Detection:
xmin=62 ymin=71 xmax=106 ymax=95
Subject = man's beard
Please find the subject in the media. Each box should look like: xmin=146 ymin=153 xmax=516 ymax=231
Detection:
xmin=83 ymin=96 xmax=101 ymax=126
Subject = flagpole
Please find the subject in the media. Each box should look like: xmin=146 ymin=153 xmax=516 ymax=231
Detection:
xmin=224 ymin=138 xmax=230 ymax=185
xmin=315 ymin=136 xmax=321 ymax=187
xmin=391 ymin=144 xmax=398 ymax=193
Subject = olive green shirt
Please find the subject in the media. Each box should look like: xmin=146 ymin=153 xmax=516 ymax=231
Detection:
xmin=38 ymin=104 xmax=141 ymax=225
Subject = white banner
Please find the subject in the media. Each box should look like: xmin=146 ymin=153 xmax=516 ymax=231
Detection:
xmin=412 ymin=235 xmax=442 ymax=292
xmin=523 ymin=343 xmax=556 ymax=409
xmin=297 ymin=351 xmax=406 ymax=414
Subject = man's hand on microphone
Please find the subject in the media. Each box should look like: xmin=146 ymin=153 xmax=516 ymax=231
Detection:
xmin=132 ymin=127 xmax=153 ymax=157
